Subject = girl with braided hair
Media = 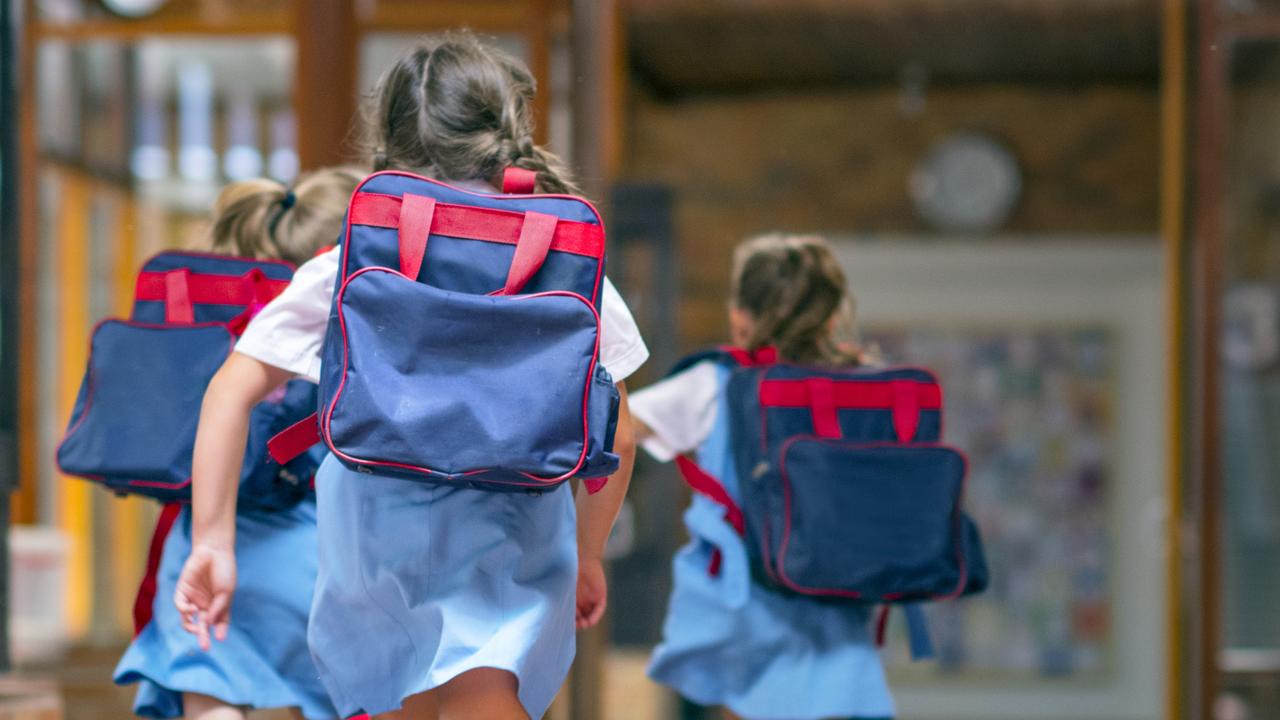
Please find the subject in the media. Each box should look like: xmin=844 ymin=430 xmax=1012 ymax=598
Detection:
xmin=630 ymin=234 xmax=895 ymax=720
xmin=173 ymin=33 xmax=647 ymax=720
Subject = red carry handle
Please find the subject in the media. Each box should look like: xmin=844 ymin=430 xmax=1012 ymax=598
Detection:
xmin=502 ymin=167 xmax=538 ymax=194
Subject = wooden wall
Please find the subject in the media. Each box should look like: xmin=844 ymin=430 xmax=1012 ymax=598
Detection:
xmin=622 ymin=84 xmax=1160 ymax=348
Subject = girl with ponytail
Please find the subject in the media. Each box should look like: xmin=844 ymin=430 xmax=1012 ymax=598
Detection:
xmin=175 ymin=33 xmax=648 ymax=720
xmin=115 ymin=167 xmax=362 ymax=720
xmin=629 ymin=234 xmax=896 ymax=720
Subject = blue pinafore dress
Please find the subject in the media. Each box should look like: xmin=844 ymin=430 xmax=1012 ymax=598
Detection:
xmin=305 ymin=455 xmax=578 ymax=719
xmin=647 ymin=363 xmax=896 ymax=720
xmin=114 ymin=499 xmax=337 ymax=719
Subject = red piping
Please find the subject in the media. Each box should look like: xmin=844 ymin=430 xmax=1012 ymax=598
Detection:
xmin=321 ymin=266 xmax=600 ymax=487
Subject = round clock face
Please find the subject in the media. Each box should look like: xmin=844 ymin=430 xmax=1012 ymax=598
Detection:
xmin=101 ymin=0 xmax=168 ymax=17
xmin=910 ymin=133 xmax=1022 ymax=233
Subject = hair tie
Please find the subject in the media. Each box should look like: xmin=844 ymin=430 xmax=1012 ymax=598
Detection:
xmin=268 ymin=190 xmax=295 ymax=242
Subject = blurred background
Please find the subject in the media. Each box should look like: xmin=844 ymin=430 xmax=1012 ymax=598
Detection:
xmin=0 ymin=0 xmax=1276 ymax=718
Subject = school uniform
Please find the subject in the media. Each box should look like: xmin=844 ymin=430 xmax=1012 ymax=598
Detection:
xmin=630 ymin=360 xmax=895 ymax=720
xmin=234 ymin=192 xmax=650 ymax=719
xmin=114 ymin=499 xmax=338 ymax=719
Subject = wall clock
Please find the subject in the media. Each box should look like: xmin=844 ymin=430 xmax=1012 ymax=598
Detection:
xmin=910 ymin=132 xmax=1022 ymax=233
xmin=100 ymin=0 xmax=168 ymax=17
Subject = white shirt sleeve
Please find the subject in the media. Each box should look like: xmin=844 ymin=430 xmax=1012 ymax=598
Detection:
xmin=598 ymin=277 xmax=649 ymax=383
xmin=629 ymin=362 xmax=720 ymax=462
xmin=234 ymin=246 xmax=338 ymax=383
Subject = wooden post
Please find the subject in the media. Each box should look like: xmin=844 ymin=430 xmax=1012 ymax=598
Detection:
xmin=569 ymin=1 xmax=624 ymax=717
xmin=0 ymin=0 xmax=20 ymax=672
xmin=571 ymin=0 xmax=623 ymax=198
xmin=294 ymin=0 xmax=359 ymax=170
xmin=1160 ymin=1 xmax=1187 ymax=718
xmin=1191 ymin=0 xmax=1227 ymax=717
xmin=14 ymin=0 xmax=39 ymax=528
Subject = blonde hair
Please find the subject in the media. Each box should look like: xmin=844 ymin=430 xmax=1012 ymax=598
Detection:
xmin=206 ymin=167 xmax=364 ymax=266
xmin=730 ymin=233 xmax=860 ymax=366
xmin=360 ymin=31 xmax=580 ymax=195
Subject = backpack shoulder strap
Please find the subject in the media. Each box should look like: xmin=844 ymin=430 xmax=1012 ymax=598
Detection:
xmin=668 ymin=345 xmax=778 ymax=377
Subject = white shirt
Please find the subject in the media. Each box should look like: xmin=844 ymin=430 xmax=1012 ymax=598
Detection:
xmin=236 ymin=246 xmax=649 ymax=384
xmin=628 ymin=362 xmax=721 ymax=462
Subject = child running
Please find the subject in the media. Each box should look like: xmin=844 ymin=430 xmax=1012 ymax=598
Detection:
xmin=114 ymin=167 xmax=363 ymax=720
xmin=173 ymin=33 xmax=648 ymax=720
xmin=629 ymin=234 xmax=895 ymax=720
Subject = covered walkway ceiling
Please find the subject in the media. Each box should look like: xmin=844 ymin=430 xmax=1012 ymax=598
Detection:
xmin=626 ymin=0 xmax=1159 ymax=94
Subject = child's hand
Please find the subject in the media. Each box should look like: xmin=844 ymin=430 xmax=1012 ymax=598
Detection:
xmin=173 ymin=544 xmax=237 ymax=650
xmin=575 ymin=555 xmax=608 ymax=629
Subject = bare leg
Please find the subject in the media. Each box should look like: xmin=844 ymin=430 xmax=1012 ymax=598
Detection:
xmin=437 ymin=668 xmax=527 ymax=720
xmin=373 ymin=689 xmax=440 ymax=720
xmin=182 ymin=693 xmax=246 ymax=720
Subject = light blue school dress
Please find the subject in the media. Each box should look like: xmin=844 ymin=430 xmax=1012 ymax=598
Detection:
xmin=114 ymin=499 xmax=337 ymax=720
xmin=306 ymin=454 xmax=578 ymax=719
xmin=647 ymin=364 xmax=896 ymax=720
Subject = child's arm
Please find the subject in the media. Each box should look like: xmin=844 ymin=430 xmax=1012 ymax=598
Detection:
xmin=573 ymin=382 xmax=636 ymax=628
xmin=174 ymin=352 xmax=293 ymax=649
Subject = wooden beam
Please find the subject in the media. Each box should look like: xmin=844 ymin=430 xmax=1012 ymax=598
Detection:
xmin=1159 ymin=1 xmax=1187 ymax=718
xmin=30 ymin=13 xmax=290 ymax=40
xmin=295 ymin=0 xmax=359 ymax=170
xmin=358 ymin=0 xmax=529 ymax=32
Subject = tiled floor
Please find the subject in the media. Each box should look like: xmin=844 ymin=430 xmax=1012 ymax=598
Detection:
xmin=33 ymin=645 xmax=675 ymax=720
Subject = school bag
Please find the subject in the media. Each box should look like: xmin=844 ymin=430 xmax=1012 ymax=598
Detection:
xmin=267 ymin=168 xmax=621 ymax=492
xmin=56 ymin=251 xmax=321 ymax=511
xmin=672 ymin=346 xmax=988 ymax=659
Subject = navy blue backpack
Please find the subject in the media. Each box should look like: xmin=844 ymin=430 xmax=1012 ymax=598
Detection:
xmin=269 ymin=169 xmax=620 ymax=492
xmin=673 ymin=347 xmax=988 ymax=658
xmin=56 ymin=251 xmax=322 ymax=511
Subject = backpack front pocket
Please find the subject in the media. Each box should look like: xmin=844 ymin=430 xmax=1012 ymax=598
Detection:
xmin=326 ymin=267 xmax=602 ymax=486
xmin=767 ymin=439 xmax=969 ymax=600
xmin=56 ymin=321 xmax=235 ymax=501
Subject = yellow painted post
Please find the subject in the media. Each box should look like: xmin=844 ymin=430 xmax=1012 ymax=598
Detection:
xmin=55 ymin=170 xmax=93 ymax=639
xmin=107 ymin=192 xmax=152 ymax=636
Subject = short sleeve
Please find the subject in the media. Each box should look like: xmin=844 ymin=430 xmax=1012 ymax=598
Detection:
xmin=629 ymin=362 xmax=720 ymax=462
xmin=234 ymin=247 xmax=338 ymax=383
xmin=598 ymin=277 xmax=649 ymax=382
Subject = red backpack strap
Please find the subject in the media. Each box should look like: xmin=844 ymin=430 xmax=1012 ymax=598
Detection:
xmin=676 ymin=455 xmax=744 ymax=578
xmin=268 ymin=413 xmax=322 ymax=465
xmin=163 ymin=269 xmax=194 ymax=324
xmin=502 ymin=167 xmax=538 ymax=194
xmin=133 ymin=503 xmax=183 ymax=636
xmin=676 ymin=455 xmax=745 ymax=535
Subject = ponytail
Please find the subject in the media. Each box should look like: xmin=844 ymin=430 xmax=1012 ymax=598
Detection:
xmin=730 ymin=234 xmax=862 ymax=367
xmin=205 ymin=167 xmax=363 ymax=266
